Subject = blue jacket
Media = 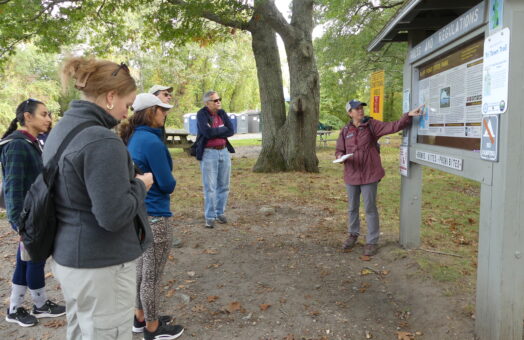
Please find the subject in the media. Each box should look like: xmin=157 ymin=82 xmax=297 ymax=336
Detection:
xmin=195 ymin=107 xmax=235 ymax=160
xmin=128 ymin=126 xmax=176 ymax=217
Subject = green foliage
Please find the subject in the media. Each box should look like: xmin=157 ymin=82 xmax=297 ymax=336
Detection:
xmin=315 ymin=0 xmax=407 ymax=122
xmin=0 ymin=45 xmax=62 ymax=131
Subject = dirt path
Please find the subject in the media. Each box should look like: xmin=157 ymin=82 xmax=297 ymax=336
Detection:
xmin=0 ymin=146 xmax=476 ymax=340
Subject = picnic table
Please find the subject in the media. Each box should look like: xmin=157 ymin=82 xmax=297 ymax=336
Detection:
xmin=317 ymin=130 xmax=333 ymax=147
xmin=165 ymin=129 xmax=193 ymax=155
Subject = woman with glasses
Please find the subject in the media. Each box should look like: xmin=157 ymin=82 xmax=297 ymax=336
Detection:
xmin=44 ymin=58 xmax=154 ymax=339
xmin=0 ymin=99 xmax=65 ymax=327
xmin=119 ymin=93 xmax=184 ymax=340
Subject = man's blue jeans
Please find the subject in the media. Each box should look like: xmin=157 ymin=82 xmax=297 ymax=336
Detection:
xmin=200 ymin=148 xmax=231 ymax=220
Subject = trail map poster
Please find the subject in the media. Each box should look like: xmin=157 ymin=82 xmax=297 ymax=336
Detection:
xmin=417 ymin=38 xmax=483 ymax=150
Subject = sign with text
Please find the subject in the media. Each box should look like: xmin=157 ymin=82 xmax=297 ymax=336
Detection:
xmin=409 ymin=2 xmax=485 ymax=63
xmin=417 ymin=38 xmax=483 ymax=151
xmin=399 ymin=145 xmax=409 ymax=177
xmin=480 ymin=115 xmax=499 ymax=161
xmin=370 ymin=70 xmax=384 ymax=121
xmin=482 ymin=28 xmax=510 ymax=115
xmin=415 ymin=150 xmax=463 ymax=171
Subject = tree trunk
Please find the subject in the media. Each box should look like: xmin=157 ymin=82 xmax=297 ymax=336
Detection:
xmin=249 ymin=20 xmax=288 ymax=172
xmin=265 ymin=0 xmax=320 ymax=172
xmin=253 ymin=0 xmax=320 ymax=172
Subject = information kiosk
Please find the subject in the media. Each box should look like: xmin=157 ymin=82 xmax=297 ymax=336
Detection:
xmin=369 ymin=1 xmax=524 ymax=338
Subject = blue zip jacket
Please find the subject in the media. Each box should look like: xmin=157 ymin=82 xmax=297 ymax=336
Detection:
xmin=127 ymin=126 xmax=176 ymax=217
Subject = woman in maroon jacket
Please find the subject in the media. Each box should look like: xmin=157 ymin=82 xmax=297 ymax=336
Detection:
xmin=335 ymin=100 xmax=422 ymax=256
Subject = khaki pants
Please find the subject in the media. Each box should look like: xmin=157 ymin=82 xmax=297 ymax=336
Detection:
xmin=51 ymin=260 xmax=136 ymax=340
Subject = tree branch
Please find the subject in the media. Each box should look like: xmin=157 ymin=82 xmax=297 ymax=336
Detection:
xmin=167 ymin=0 xmax=250 ymax=30
xmin=255 ymin=0 xmax=296 ymax=44
xmin=0 ymin=0 xmax=11 ymax=4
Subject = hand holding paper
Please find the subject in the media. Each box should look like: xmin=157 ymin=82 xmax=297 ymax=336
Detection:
xmin=333 ymin=154 xmax=353 ymax=163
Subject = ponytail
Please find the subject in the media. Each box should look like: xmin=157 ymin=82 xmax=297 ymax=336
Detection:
xmin=1 ymin=118 xmax=18 ymax=139
xmin=2 ymin=98 xmax=45 ymax=139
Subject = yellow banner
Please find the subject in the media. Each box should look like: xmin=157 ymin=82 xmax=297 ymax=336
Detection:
xmin=370 ymin=70 xmax=385 ymax=121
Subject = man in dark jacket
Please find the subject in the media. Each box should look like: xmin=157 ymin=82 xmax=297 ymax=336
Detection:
xmin=196 ymin=91 xmax=235 ymax=228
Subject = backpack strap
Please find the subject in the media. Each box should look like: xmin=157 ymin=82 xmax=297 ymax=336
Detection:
xmin=43 ymin=121 xmax=98 ymax=183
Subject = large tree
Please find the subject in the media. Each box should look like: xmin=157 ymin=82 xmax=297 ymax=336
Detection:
xmin=0 ymin=0 xmax=321 ymax=172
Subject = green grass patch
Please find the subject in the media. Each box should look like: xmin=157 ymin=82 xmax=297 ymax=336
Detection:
xmin=169 ymin=140 xmax=480 ymax=292
xmin=229 ymin=138 xmax=261 ymax=147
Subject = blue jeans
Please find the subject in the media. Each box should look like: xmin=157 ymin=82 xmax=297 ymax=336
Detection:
xmin=200 ymin=148 xmax=231 ymax=220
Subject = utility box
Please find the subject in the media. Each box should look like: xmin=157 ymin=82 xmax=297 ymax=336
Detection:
xmin=247 ymin=112 xmax=260 ymax=133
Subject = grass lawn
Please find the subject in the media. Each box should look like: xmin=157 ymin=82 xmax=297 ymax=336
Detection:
xmin=171 ymin=136 xmax=481 ymax=296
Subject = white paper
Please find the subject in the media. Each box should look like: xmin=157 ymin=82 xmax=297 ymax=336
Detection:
xmin=482 ymin=28 xmax=510 ymax=115
xmin=333 ymin=154 xmax=353 ymax=163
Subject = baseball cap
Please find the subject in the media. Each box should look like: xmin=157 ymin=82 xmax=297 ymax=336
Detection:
xmin=148 ymin=85 xmax=173 ymax=94
xmin=346 ymin=99 xmax=367 ymax=112
xmin=132 ymin=93 xmax=173 ymax=112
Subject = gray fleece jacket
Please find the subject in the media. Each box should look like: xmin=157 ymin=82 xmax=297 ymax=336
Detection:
xmin=43 ymin=100 xmax=152 ymax=268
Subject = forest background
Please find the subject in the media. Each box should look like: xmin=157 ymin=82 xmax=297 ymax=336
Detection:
xmin=0 ymin=0 xmax=406 ymax=132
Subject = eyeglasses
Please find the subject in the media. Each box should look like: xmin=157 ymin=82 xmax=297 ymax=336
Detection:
xmin=112 ymin=62 xmax=130 ymax=77
xmin=209 ymin=98 xmax=221 ymax=103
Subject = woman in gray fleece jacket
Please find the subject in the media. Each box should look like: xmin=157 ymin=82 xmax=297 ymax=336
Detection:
xmin=43 ymin=57 xmax=154 ymax=340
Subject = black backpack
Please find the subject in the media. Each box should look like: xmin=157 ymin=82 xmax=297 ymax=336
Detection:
xmin=18 ymin=121 xmax=96 ymax=262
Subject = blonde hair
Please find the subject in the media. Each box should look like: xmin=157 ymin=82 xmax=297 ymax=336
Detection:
xmin=61 ymin=57 xmax=136 ymax=98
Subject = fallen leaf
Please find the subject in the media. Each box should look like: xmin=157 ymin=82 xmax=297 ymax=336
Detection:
xmin=365 ymin=330 xmax=373 ymax=339
xmin=283 ymin=335 xmax=295 ymax=340
xmin=359 ymin=282 xmax=371 ymax=293
xmin=166 ymin=289 xmax=175 ymax=298
xmin=191 ymin=304 xmax=207 ymax=313
xmin=381 ymin=270 xmax=390 ymax=276
xmin=203 ymin=248 xmax=218 ymax=255
xmin=359 ymin=255 xmax=371 ymax=261
xmin=309 ymin=310 xmax=320 ymax=316
xmin=168 ymin=255 xmax=175 ymax=261
xmin=360 ymin=269 xmax=374 ymax=276
xmin=259 ymin=304 xmax=271 ymax=311
xmin=44 ymin=272 xmax=53 ymax=279
xmin=207 ymin=295 xmax=219 ymax=303
xmin=397 ymin=331 xmax=415 ymax=340
xmin=225 ymin=301 xmax=242 ymax=313
xmin=43 ymin=319 xmax=66 ymax=328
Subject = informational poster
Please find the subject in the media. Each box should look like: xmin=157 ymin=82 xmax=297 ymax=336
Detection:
xmin=489 ymin=0 xmax=504 ymax=32
xmin=399 ymin=145 xmax=409 ymax=177
xmin=480 ymin=115 xmax=499 ymax=161
xmin=417 ymin=38 xmax=483 ymax=150
xmin=370 ymin=70 xmax=384 ymax=121
xmin=482 ymin=28 xmax=510 ymax=115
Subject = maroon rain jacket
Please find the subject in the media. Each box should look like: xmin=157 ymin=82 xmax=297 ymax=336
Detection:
xmin=335 ymin=114 xmax=412 ymax=185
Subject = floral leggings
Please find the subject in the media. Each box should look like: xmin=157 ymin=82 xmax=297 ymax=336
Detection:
xmin=135 ymin=216 xmax=174 ymax=321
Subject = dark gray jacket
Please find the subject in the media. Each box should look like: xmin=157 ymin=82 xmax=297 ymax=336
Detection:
xmin=43 ymin=100 xmax=152 ymax=268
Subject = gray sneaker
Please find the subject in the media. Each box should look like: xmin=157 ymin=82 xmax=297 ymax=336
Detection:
xmin=205 ymin=219 xmax=215 ymax=228
xmin=172 ymin=236 xmax=183 ymax=248
xmin=216 ymin=215 xmax=228 ymax=224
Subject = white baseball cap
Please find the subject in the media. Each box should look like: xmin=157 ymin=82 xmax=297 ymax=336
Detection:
xmin=148 ymin=85 xmax=173 ymax=94
xmin=132 ymin=93 xmax=173 ymax=112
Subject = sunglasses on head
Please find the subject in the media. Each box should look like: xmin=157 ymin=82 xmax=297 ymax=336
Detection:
xmin=23 ymin=98 xmax=39 ymax=112
xmin=112 ymin=62 xmax=130 ymax=77
xmin=209 ymin=98 xmax=221 ymax=103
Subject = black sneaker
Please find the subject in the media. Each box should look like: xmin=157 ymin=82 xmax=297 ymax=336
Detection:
xmin=216 ymin=215 xmax=227 ymax=224
xmin=32 ymin=300 xmax=66 ymax=318
xmin=205 ymin=219 xmax=215 ymax=228
xmin=133 ymin=315 xmax=173 ymax=333
xmin=143 ymin=320 xmax=184 ymax=340
xmin=5 ymin=307 xmax=38 ymax=327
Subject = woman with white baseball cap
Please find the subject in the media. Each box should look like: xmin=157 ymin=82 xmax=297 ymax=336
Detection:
xmin=119 ymin=93 xmax=184 ymax=340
